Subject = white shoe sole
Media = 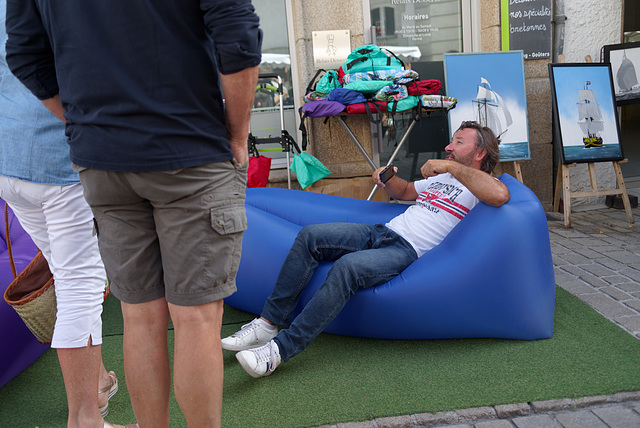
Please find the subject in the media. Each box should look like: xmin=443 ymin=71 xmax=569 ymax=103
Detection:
xmin=221 ymin=341 xmax=267 ymax=352
xmin=236 ymin=352 xmax=270 ymax=378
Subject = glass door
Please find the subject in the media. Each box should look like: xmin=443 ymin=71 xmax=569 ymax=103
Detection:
xmin=364 ymin=0 xmax=477 ymax=181
xmin=251 ymin=0 xmax=296 ymax=169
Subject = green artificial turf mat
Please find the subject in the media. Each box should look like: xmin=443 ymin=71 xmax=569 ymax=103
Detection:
xmin=1 ymin=286 xmax=639 ymax=427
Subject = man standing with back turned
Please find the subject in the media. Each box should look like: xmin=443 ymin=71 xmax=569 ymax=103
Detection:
xmin=6 ymin=1 xmax=262 ymax=427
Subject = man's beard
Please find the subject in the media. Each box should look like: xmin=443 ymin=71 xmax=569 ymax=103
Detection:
xmin=447 ymin=151 xmax=475 ymax=168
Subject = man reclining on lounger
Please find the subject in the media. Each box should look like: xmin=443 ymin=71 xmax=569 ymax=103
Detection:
xmin=222 ymin=120 xmax=511 ymax=378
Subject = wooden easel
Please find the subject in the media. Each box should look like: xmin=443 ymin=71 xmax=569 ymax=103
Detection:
xmin=509 ymin=161 xmax=523 ymax=183
xmin=553 ymin=159 xmax=635 ymax=228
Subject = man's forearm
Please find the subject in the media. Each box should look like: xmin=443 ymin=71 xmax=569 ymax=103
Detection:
xmin=220 ymin=65 xmax=259 ymax=165
xmin=41 ymin=95 xmax=66 ymax=122
xmin=425 ymin=160 xmax=510 ymax=207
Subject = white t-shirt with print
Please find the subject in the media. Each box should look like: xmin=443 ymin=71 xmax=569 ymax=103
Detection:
xmin=385 ymin=172 xmax=479 ymax=257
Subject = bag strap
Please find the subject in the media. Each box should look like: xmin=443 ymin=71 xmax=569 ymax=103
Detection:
xmin=363 ymin=102 xmax=383 ymax=125
xmin=282 ymin=129 xmax=302 ymax=154
xmin=381 ymin=48 xmax=405 ymax=70
xmin=305 ymin=69 xmax=326 ymax=95
xmin=298 ymin=107 xmax=309 ymax=151
xmin=4 ymin=203 xmax=17 ymax=279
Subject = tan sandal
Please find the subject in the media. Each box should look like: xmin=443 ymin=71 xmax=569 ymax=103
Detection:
xmin=98 ymin=371 xmax=118 ymax=417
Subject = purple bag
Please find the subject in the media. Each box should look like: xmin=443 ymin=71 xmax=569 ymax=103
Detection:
xmin=301 ymin=100 xmax=346 ymax=117
xmin=298 ymin=100 xmax=346 ymax=149
xmin=327 ymin=88 xmax=367 ymax=105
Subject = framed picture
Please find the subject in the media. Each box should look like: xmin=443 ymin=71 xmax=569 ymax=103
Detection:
xmin=602 ymin=41 xmax=640 ymax=106
xmin=443 ymin=51 xmax=531 ymax=162
xmin=548 ymin=63 xmax=624 ymax=164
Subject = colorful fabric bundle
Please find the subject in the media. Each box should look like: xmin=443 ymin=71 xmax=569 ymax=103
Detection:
xmin=407 ymin=79 xmax=442 ymax=96
xmin=327 ymin=88 xmax=367 ymax=105
xmin=420 ymin=95 xmax=457 ymax=109
xmin=342 ymin=68 xmax=404 ymax=84
xmin=304 ymin=91 xmax=329 ymax=102
xmin=374 ymin=84 xmax=408 ymax=102
xmin=342 ymin=44 xmax=405 ymax=74
xmin=391 ymin=69 xmax=419 ymax=85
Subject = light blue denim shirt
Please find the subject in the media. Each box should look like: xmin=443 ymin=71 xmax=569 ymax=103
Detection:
xmin=0 ymin=0 xmax=78 ymax=185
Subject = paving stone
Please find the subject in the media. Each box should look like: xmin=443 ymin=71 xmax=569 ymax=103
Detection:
xmin=456 ymin=407 xmax=495 ymax=421
xmin=559 ymin=252 xmax=597 ymax=264
xmin=555 ymin=409 xmax=608 ymax=428
xmin=512 ymin=414 xmax=563 ymax=428
xmin=530 ymin=398 xmax=574 ymax=413
xmin=559 ymin=264 xmax=591 ymax=278
xmin=374 ymin=415 xmax=413 ymax=428
xmin=618 ymin=268 xmax=640 ymax=283
xmin=578 ymin=294 xmax=636 ymax=318
xmin=597 ymin=258 xmax=632 ymax=271
xmin=413 ymin=411 xmax=457 ymax=426
xmin=618 ymin=282 xmax=640 ymax=293
xmin=610 ymin=391 xmax=640 ymax=402
xmin=607 ymin=251 xmax=640 ymax=265
xmin=580 ymin=263 xmax=617 ymax=277
xmin=474 ymin=420 xmax=515 ymax=428
xmin=580 ymin=275 xmax=611 ymax=288
xmin=592 ymin=406 xmax=640 ymax=428
xmin=494 ymin=403 xmax=531 ymax=419
xmin=428 ymin=424 xmax=470 ymax=428
xmin=558 ymin=280 xmax=599 ymax=295
xmin=600 ymin=286 xmax=634 ymax=300
xmin=550 ymin=228 xmax=591 ymax=239
xmin=602 ymin=275 xmax=633 ymax=286
xmin=623 ymin=299 xmax=640 ymax=312
xmin=336 ymin=421 xmax=374 ymax=428
xmin=613 ymin=315 xmax=640 ymax=334
xmin=573 ymin=395 xmax=609 ymax=407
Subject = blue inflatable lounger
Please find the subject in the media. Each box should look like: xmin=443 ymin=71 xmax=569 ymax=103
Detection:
xmin=226 ymin=174 xmax=555 ymax=340
xmin=0 ymin=201 xmax=50 ymax=388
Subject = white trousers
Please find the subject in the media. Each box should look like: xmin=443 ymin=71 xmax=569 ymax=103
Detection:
xmin=0 ymin=176 xmax=106 ymax=348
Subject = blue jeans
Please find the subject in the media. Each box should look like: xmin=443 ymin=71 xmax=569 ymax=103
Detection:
xmin=261 ymin=222 xmax=417 ymax=361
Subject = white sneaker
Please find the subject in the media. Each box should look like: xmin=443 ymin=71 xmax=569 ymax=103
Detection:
xmin=236 ymin=340 xmax=281 ymax=378
xmin=221 ymin=318 xmax=277 ymax=351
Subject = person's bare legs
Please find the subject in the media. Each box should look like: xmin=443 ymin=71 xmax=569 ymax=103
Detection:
xmin=57 ymin=340 xmax=103 ymax=428
xmin=169 ymin=299 xmax=224 ymax=428
xmin=121 ymin=298 xmax=171 ymax=428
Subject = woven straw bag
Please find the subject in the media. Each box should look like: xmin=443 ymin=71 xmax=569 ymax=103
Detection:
xmin=3 ymin=203 xmax=57 ymax=344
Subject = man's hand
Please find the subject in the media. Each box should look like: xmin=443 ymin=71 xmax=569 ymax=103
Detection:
xmin=372 ymin=165 xmax=397 ymax=188
xmin=420 ymin=159 xmax=452 ymax=179
xmin=228 ymin=136 xmax=249 ymax=166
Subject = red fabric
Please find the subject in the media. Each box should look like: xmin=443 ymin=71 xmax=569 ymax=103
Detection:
xmin=337 ymin=66 xmax=346 ymax=84
xmin=407 ymin=79 xmax=442 ymax=96
xmin=345 ymin=101 xmax=388 ymax=114
xmin=247 ymin=156 xmax=272 ymax=188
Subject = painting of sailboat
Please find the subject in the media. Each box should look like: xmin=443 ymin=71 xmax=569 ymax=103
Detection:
xmin=549 ymin=63 xmax=624 ymax=164
xmin=603 ymin=41 xmax=640 ymax=106
xmin=473 ymin=77 xmax=513 ymax=141
xmin=443 ymin=51 xmax=530 ymax=162
xmin=577 ymin=81 xmax=604 ymax=148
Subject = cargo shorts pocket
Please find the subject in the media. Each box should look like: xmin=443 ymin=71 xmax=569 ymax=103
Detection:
xmin=210 ymin=204 xmax=247 ymax=235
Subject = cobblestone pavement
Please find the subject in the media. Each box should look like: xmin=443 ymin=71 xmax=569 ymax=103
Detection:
xmin=316 ymin=185 xmax=640 ymax=428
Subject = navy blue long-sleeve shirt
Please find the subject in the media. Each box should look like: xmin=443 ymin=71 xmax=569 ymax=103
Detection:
xmin=6 ymin=0 xmax=262 ymax=172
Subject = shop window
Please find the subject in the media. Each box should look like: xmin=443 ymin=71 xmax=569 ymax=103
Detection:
xmin=251 ymin=0 xmax=296 ymax=168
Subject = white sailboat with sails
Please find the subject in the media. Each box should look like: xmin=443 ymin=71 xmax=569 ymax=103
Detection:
xmin=472 ymin=77 xmax=513 ymax=141
xmin=577 ymin=81 xmax=604 ymax=148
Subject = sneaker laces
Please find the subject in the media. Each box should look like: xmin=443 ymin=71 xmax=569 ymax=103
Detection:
xmin=253 ymin=341 xmax=278 ymax=373
xmin=232 ymin=319 xmax=262 ymax=340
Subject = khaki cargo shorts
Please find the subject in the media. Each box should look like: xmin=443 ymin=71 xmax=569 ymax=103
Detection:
xmin=79 ymin=160 xmax=247 ymax=306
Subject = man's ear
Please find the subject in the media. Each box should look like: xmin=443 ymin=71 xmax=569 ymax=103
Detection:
xmin=474 ymin=148 xmax=487 ymax=163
